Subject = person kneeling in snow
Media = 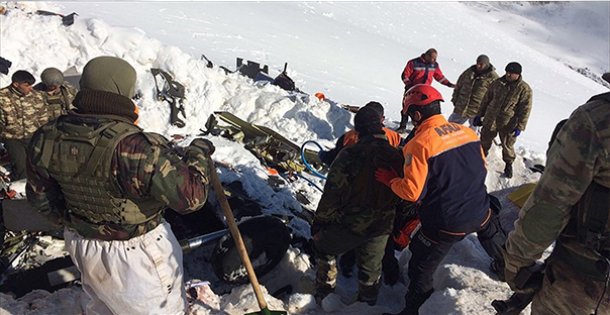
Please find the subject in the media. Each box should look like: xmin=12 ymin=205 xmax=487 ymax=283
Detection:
xmin=26 ymin=56 xmax=215 ymax=315
xmin=377 ymin=85 xmax=502 ymax=315
xmin=311 ymin=105 xmax=404 ymax=306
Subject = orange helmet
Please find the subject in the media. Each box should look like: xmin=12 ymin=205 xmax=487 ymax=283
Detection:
xmin=402 ymin=84 xmax=444 ymax=113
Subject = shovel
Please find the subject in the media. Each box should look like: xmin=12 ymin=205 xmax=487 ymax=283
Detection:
xmin=208 ymin=159 xmax=288 ymax=315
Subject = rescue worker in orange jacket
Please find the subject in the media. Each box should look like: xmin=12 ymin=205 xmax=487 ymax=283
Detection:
xmin=318 ymin=101 xmax=401 ymax=166
xmin=377 ymin=85 xmax=499 ymax=315
xmin=396 ymin=49 xmax=455 ymax=132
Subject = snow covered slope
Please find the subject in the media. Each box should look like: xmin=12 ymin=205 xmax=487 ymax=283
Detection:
xmin=52 ymin=1 xmax=610 ymax=151
xmin=0 ymin=1 xmax=608 ymax=314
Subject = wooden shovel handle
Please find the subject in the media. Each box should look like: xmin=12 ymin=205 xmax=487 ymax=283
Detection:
xmin=208 ymin=159 xmax=268 ymax=310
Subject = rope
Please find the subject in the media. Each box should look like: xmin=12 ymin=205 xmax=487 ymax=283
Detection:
xmin=300 ymin=140 xmax=327 ymax=180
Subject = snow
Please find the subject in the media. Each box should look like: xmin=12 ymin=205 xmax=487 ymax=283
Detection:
xmin=0 ymin=1 xmax=608 ymax=315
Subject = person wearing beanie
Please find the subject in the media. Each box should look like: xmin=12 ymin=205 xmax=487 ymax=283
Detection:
xmin=34 ymin=67 xmax=78 ymax=119
xmin=318 ymin=101 xmax=402 ymax=166
xmin=312 ymin=105 xmax=404 ymax=307
xmin=449 ymin=54 xmax=499 ymax=130
xmin=377 ymin=85 xmax=501 ymax=315
xmin=317 ymin=101 xmax=404 ymax=285
xmin=396 ymin=48 xmax=456 ymax=132
xmin=26 ymin=56 xmax=216 ymax=315
xmin=0 ymin=69 xmax=47 ymax=180
xmin=473 ymin=61 xmax=533 ymax=178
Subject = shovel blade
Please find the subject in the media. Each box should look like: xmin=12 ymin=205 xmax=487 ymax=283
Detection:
xmin=245 ymin=307 xmax=288 ymax=315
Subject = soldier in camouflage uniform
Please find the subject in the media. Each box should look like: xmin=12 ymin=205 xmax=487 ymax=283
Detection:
xmin=312 ymin=105 xmax=404 ymax=306
xmin=0 ymin=70 xmax=48 ymax=180
xmin=473 ymin=62 xmax=533 ymax=178
xmin=26 ymin=56 xmax=214 ymax=315
xmin=34 ymin=67 xmax=77 ymax=119
xmin=449 ymin=54 xmax=499 ymax=130
xmin=504 ymin=85 xmax=610 ymax=314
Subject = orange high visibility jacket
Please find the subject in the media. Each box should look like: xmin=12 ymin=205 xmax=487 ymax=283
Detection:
xmin=388 ymin=115 xmax=490 ymax=236
xmin=342 ymin=127 xmax=401 ymax=148
xmin=320 ymin=127 xmax=402 ymax=166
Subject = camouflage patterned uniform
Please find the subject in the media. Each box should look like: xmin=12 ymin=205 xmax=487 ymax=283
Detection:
xmin=34 ymin=82 xmax=78 ymax=119
xmin=26 ymin=56 xmax=212 ymax=315
xmin=0 ymin=85 xmax=49 ymax=179
xmin=313 ymin=134 xmax=403 ymax=305
xmin=450 ymin=64 xmax=498 ymax=121
xmin=478 ymin=75 xmax=532 ymax=163
xmin=504 ymin=91 xmax=610 ymax=314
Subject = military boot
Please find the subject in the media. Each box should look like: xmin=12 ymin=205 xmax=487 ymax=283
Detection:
xmin=339 ymin=250 xmax=356 ymax=278
xmin=357 ymin=279 xmax=381 ymax=306
xmin=503 ymin=163 xmax=513 ymax=178
xmin=315 ymin=257 xmax=337 ymax=305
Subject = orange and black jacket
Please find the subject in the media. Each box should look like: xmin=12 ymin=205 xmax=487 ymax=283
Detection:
xmin=321 ymin=127 xmax=401 ymax=165
xmin=388 ymin=114 xmax=490 ymax=238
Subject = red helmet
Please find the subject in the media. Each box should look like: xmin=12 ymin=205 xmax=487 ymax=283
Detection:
xmin=402 ymin=84 xmax=444 ymax=113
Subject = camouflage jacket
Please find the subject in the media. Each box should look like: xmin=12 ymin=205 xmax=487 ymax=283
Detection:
xmin=505 ymin=92 xmax=610 ymax=278
xmin=478 ymin=75 xmax=532 ymax=131
xmin=0 ymin=85 xmax=49 ymax=140
xmin=451 ymin=65 xmax=499 ymax=118
xmin=34 ymin=82 xmax=77 ymax=119
xmin=26 ymin=113 xmax=212 ymax=240
xmin=314 ymin=134 xmax=403 ymax=237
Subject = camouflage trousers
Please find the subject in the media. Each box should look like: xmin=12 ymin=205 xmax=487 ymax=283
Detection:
xmin=3 ymin=138 xmax=29 ymax=180
xmin=313 ymin=225 xmax=389 ymax=304
xmin=532 ymin=258 xmax=610 ymax=314
xmin=447 ymin=113 xmax=481 ymax=134
xmin=480 ymin=126 xmax=517 ymax=164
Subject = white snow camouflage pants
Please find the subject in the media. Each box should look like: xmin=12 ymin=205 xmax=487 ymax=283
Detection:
xmin=64 ymin=221 xmax=187 ymax=315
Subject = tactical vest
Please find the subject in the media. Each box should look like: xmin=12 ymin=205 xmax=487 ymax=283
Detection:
xmin=44 ymin=87 xmax=71 ymax=119
xmin=338 ymin=135 xmax=402 ymax=236
xmin=556 ymin=181 xmax=610 ymax=280
xmin=37 ymin=117 xmax=165 ymax=227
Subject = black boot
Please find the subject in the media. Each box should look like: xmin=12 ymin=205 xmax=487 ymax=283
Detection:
xmin=339 ymin=251 xmax=355 ymax=278
xmin=357 ymin=279 xmax=381 ymax=306
xmin=503 ymin=163 xmax=513 ymax=178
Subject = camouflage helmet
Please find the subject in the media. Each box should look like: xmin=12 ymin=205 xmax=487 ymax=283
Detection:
xmin=41 ymin=67 xmax=64 ymax=86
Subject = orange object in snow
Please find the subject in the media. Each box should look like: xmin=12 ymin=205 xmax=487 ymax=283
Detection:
xmin=266 ymin=167 xmax=279 ymax=176
xmin=314 ymin=92 xmax=325 ymax=101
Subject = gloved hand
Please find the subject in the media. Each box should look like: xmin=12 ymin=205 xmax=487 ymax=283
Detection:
xmin=504 ymin=262 xmax=542 ymax=294
xmin=382 ymin=254 xmax=400 ymax=286
xmin=512 ymin=129 xmax=521 ymax=137
xmin=190 ymin=138 xmax=215 ymax=155
xmin=447 ymin=82 xmax=456 ymax=88
xmin=375 ymin=168 xmax=399 ymax=187
xmin=318 ymin=150 xmax=330 ymax=165
xmin=472 ymin=116 xmax=483 ymax=127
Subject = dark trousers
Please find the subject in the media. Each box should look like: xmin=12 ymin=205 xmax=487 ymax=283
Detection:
xmin=405 ymin=230 xmax=464 ymax=314
xmin=476 ymin=210 xmax=508 ymax=276
xmin=3 ymin=138 xmax=30 ymax=181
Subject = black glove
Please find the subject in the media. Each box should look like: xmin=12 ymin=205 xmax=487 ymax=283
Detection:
xmin=472 ymin=116 xmax=483 ymax=127
xmin=382 ymin=255 xmax=400 ymax=285
xmin=190 ymin=138 xmax=215 ymax=155
xmin=318 ymin=150 xmax=330 ymax=166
